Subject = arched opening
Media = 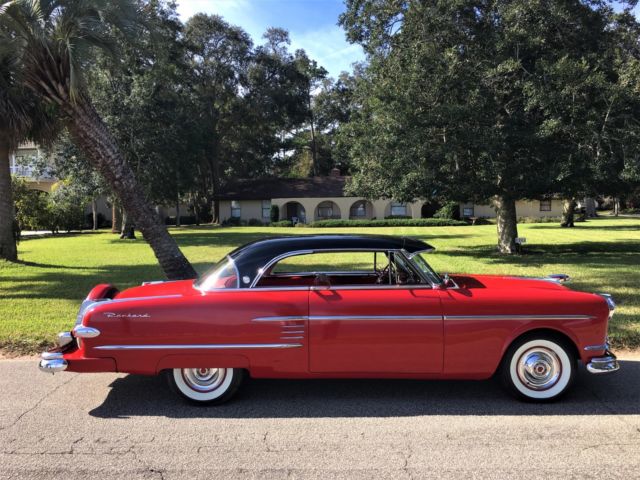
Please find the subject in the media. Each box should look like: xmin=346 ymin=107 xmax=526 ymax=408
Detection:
xmin=421 ymin=201 xmax=441 ymax=218
xmin=315 ymin=201 xmax=341 ymax=221
xmin=349 ymin=200 xmax=374 ymax=219
xmin=281 ymin=201 xmax=306 ymax=224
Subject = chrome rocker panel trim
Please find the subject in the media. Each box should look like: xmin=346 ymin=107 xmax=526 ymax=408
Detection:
xmin=93 ymin=343 xmax=303 ymax=351
xmin=586 ymin=351 xmax=620 ymax=374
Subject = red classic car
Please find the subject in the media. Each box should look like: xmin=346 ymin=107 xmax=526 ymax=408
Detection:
xmin=39 ymin=234 xmax=619 ymax=404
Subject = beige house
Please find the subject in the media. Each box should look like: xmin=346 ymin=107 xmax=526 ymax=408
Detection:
xmin=219 ymin=171 xmax=566 ymax=224
xmin=459 ymin=199 xmax=565 ymax=219
xmin=217 ymin=173 xmax=428 ymax=223
xmin=10 ymin=142 xmax=57 ymax=193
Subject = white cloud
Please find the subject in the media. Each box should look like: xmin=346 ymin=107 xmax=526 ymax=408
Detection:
xmin=175 ymin=0 xmax=252 ymax=22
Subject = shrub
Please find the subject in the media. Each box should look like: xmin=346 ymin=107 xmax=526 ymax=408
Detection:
xmin=434 ymin=201 xmax=461 ymax=220
xmin=517 ymin=216 xmax=562 ymax=224
xmin=308 ymin=218 xmax=467 ymax=228
xmin=384 ymin=215 xmax=411 ymax=219
xmin=294 ymin=222 xmax=307 ymax=228
xmin=270 ymin=204 xmax=279 ymax=222
xmin=471 ymin=217 xmax=492 ymax=225
xmin=247 ymin=218 xmax=264 ymax=226
xmin=221 ymin=217 xmax=241 ymax=226
xmin=270 ymin=220 xmax=293 ymax=227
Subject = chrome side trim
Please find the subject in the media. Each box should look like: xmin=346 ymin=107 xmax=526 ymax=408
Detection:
xmin=308 ymin=315 xmax=442 ymax=321
xmin=281 ymin=330 xmax=305 ymax=334
xmin=72 ymin=326 xmax=101 ymax=338
xmin=93 ymin=343 xmax=303 ymax=351
xmin=252 ymin=316 xmax=309 ymax=322
xmin=444 ymin=314 xmax=595 ymax=321
xmin=280 ymin=336 xmax=304 ymax=340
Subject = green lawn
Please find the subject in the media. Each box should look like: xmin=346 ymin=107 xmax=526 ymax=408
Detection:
xmin=1 ymin=216 xmax=638 ymax=353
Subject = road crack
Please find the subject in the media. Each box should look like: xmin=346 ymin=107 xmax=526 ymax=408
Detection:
xmin=0 ymin=374 xmax=77 ymax=432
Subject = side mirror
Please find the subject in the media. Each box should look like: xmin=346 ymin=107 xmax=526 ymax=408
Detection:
xmin=440 ymin=273 xmax=457 ymax=289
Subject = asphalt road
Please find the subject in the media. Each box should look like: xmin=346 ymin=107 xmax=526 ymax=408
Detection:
xmin=1 ymin=357 xmax=639 ymax=480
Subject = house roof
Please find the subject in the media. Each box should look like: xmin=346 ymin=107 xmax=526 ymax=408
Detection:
xmin=216 ymin=176 xmax=348 ymax=200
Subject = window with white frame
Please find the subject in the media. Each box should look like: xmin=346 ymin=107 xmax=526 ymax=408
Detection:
xmin=390 ymin=201 xmax=408 ymax=216
xmin=231 ymin=200 xmax=241 ymax=218
xmin=262 ymin=200 xmax=271 ymax=220
xmin=540 ymin=199 xmax=552 ymax=212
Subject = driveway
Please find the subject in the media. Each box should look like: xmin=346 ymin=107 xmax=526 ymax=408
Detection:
xmin=1 ymin=357 xmax=639 ymax=479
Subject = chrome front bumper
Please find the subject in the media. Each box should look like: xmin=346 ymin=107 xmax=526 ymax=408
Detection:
xmin=38 ymin=351 xmax=68 ymax=374
xmin=586 ymin=350 xmax=620 ymax=374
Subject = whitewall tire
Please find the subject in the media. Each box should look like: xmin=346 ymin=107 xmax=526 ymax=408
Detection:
xmin=501 ymin=336 xmax=576 ymax=402
xmin=168 ymin=367 xmax=244 ymax=405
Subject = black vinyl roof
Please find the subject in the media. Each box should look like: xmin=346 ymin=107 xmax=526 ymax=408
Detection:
xmin=228 ymin=235 xmax=434 ymax=287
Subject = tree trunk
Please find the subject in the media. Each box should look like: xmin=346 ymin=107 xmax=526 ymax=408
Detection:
xmin=584 ymin=197 xmax=597 ymax=217
xmin=0 ymin=138 xmax=18 ymax=261
xmin=91 ymin=198 xmax=98 ymax=230
xmin=66 ymin=101 xmax=196 ymax=279
xmin=493 ymin=195 xmax=519 ymax=254
xmin=119 ymin=210 xmax=136 ymax=239
xmin=613 ymin=197 xmax=620 ymax=216
xmin=561 ymin=198 xmax=576 ymax=227
xmin=111 ymin=201 xmax=121 ymax=233
xmin=175 ymin=197 xmax=181 ymax=227
xmin=308 ymin=93 xmax=318 ymax=176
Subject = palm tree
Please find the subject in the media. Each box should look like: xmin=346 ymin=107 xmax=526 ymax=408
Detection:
xmin=0 ymin=34 xmax=59 ymax=261
xmin=0 ymin=0 xmax=196 ymax=279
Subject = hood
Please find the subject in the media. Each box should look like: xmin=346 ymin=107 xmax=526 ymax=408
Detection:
xmin=450 ymin=274 xmax=569 ymax=291
xmin=114 ymin=279 xmax=197 ymax=299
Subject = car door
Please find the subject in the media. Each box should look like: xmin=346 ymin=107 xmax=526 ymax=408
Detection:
xmin=308 ymin=286 xmax=444 ymax=373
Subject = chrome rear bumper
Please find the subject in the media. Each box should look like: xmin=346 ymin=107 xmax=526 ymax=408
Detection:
xmin=586 ymin=350 xmax=620 ymax=374
xmin=38 ymin=351 xmax=68 ymax=374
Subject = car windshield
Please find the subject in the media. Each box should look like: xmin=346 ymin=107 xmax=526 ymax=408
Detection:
xmin=409 ymin=251 xmax=443 ymax=286
xmin=195 ymin=257 xmax=239 ymax=290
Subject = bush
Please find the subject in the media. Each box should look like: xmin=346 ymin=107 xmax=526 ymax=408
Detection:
xmin=308 ymin=218 xmax=468 ymax=228
xmin=294 ymin=222 xmax=307 ymax=228
xmin=221 ymin=217 xmax=241 ymax=226
xmin=247 ymin=218 xmax=264 ymax=226
xmin=384 ymin=215 xmax=411 ymax=219
xmin=517 ymin=216 xmax=563 ymax=224
xmin=434 ymin=201 xmax=461 ymax=220
xmin=270 ymin=205 xmax=279 ymax=223
xmin=470 ymin=217 xmax=492 ymax=225
xmin=270 ymin=220 xmax=293 ymax=227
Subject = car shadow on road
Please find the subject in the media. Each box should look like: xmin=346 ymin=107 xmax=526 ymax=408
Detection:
xmin=89 ymin=360 xmax=639 ymax=419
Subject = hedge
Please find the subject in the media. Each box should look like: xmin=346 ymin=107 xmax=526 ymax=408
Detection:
xmin=308 ymin=218 xmax=468 ymax=228
xmin=270 ymin=220 xmax=293 ymax=227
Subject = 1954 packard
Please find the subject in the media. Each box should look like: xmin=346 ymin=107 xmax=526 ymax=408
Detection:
xmin=39 ymin=235 xmax=619 ymax=404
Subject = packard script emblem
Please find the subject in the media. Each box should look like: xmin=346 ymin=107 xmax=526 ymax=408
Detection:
xmin=103 ymin=312 xmax=151 ymax=319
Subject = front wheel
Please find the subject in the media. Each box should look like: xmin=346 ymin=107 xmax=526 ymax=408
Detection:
xmin=501 ymin=336 xmax=576 ymax=402
xmin=168 ymin=367 xmax=244 ymax=405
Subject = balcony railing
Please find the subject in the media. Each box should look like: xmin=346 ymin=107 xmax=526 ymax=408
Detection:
xmin=10 ymin=164 xmax=55 ymax=180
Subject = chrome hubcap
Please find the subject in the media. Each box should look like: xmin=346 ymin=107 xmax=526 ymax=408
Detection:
xmin=181 ymin=368 xmax=227 ymax=393
xmin=516 ymin=347 xmax=562 ymax=391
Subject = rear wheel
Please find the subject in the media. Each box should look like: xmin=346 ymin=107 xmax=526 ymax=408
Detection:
xmin=168 ymin=367 xmax=243 ymax=405
xmin=501 ymin=335 xmax=576 ymax=402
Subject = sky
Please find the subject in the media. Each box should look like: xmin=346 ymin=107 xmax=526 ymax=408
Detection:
xmin=175 ymin=0 xmax=365 ymax=79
